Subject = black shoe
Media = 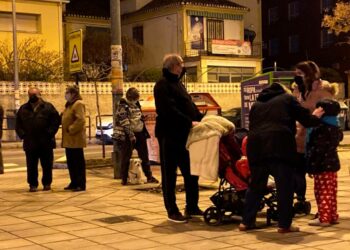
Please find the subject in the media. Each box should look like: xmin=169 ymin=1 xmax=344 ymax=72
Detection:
xmin=43 ymin=185 xmax=51 ymax=191
xmin=168 ymin=212 xmax=188 ymax=223
xmin=64 ymin=185 xmax=75 ymax=190
xmin=147 ymin=176 xmax=159 ymax=184
xmin=184 ymin=207 xmax=204 ymax=218
xmin=29 ymin=186 xmax=37 ymax=192
xmin=121 ymin=180 xmax=128 ymax=186
xmin=72 ymin=187 xmax=85 ymax=192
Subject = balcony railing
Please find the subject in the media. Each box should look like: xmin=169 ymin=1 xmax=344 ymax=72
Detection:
xmin=185 ymin=40 xmax=262 ymax=58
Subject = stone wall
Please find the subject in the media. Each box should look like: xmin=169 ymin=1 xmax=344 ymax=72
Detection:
xmin=0 ymin=81 xmax=241 ymax=141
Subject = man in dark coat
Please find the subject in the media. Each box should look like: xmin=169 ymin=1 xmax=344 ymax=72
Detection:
xmin=154 ymin=54 xmax=203 ymax=223
xmin=16 ymin=87 xmax=60 ymax=192
xmin=239 ymin=83 xmax=324 ymax=233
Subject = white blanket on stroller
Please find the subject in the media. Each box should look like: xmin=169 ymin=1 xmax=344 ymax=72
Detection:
xmin=186 ymin=115 xmax=234 ymax=181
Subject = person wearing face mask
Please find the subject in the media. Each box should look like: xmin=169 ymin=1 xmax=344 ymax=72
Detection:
xmin=61 ymin=85 xmax=87 ymax=192
xmin=293 ymin=61 xmax=334 ymax=209
xmin=153 ymin=54 xmax=204 ymax=223
xmin=113 ymin=87 xmax=159 ymax=185
xmin=15 ymin=87 xmax=60 ymax=192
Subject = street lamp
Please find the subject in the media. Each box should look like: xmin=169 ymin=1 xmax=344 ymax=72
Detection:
xmin=12 ymin=0 xmax=20 ymax=111
xmin=110 ymin=0 xmax=123 ymax=179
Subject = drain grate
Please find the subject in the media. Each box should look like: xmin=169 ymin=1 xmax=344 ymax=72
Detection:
xmin=97 ymin=215 xmax=139 ymax=224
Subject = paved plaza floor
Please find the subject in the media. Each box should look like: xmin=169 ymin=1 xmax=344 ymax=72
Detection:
xmin=0 ymin=147 xmax=349 ymax=250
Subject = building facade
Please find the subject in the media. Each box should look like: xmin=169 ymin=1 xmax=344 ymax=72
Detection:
xmin=122 ymin=0 xmax=263 ymax=83
xmin=0 ymin=0 xmax=69 ymax=54
xmin=262 ymin=0 xmax=350 ymax=94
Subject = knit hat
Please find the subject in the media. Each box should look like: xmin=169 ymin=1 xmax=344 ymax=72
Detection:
xmin=316 ymin=99 xmax=341 ymax=116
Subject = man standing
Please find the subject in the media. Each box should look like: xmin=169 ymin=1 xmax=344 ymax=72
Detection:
xmin=16 ymin=87 xmax=60 ymax=192
xmin=154 ymin=54 xmax=203 ymax=223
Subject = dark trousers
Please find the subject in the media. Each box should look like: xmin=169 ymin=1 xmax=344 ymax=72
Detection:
xmin=242 ymin=159 xmax=294 ymax=229
xmin=120 ymin=132 xmax=152 ymax=183
xmin=65 ymin=148 xmax=86 ymax=189
xmin=294 ymin=153 xmax=307 ymax=201
xmin=25 ymin=148 xmax=53 ymax=187
xmin=158 ymin=136 xmax=199 ymax=216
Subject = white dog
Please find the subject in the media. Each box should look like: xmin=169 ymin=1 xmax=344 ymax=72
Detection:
xmin=128 ymin=157 xmax=146 ymax=185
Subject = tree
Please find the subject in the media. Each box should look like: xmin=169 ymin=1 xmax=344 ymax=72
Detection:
xmin=322 ymin=1 xmax=350 ymax=36
xmin=0 ymin=38 xmax=63 ymax=81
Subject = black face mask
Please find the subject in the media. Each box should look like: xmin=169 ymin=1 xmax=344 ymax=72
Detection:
xmin=294 ymin=76 xmax=306 ymax=100
xmin=29 ymin=95 xmax=39 ymax=103
xmin=178 ymin=67 xmax=187 ymax=80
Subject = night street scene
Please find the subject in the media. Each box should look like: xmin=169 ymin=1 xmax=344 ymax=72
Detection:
xmin=0 ymin=0 xmax=350 ymax=249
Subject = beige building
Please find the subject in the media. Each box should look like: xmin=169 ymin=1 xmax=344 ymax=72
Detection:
xmin=0 ymin=0 xmax=69 ymax=54
xmin=121 ymin=0 xmax=263 ymax=83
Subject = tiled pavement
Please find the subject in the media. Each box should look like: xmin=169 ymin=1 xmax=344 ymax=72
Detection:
xmin=0 ymin=147 xmax=349 ymax=250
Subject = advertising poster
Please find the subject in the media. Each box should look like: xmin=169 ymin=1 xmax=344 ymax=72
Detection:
xmin=212 ymin=40 xmax=252 ymax=55
xmin=241 ymin=75 xmax=269 ymax=129
xmin=190 ymin=16 xmax=204 ymax=50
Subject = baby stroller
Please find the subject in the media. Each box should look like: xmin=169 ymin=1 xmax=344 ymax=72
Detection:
xmin=203 ymin=131 xmax=279 ymax=226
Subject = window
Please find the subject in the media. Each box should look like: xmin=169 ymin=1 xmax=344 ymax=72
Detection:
xmin=207 ymin=66 xmax=254 ymax=83
xmin=289 ymin=35 xmax=300 ymax=53
xmin=321 ymin=0 xmax=334 ymax=13
xmin=269 ymin=38 xmax=279 ymax=56
xmin=288 ymin=1 xmax=300 ymax=20
xmin=321 ymin=29 xmax=334 ymax=48
xmin=0 ymin=11 xmax=40 ymax=33
xmin=268 ymin=7 xmax=279 ymax=24
xmin=132 ymin=26 xmax=143 ymax=45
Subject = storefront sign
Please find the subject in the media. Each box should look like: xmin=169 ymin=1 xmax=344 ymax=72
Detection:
xmin=212 ymin=40 xmax=251 ymax=55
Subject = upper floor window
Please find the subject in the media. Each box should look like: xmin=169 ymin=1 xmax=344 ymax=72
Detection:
xmin=0 ymin=12 xmax=40 ymax=33
xmin=289 ymin=35 xmax=300 ymax=53
xmin=321 ymin=0 xmax=334 ymax=13
xmin=321 ymin=29 xmax=334 ymax=48
xmin=132 ymin=26 xmax=143 ymax=45
xmin=268 ymin=7 xmax=279 ymax=24
xmin=269 ymin=38 xmax=280 ymax=56
xmin=288 ymin=1 xmax=300 ymax=20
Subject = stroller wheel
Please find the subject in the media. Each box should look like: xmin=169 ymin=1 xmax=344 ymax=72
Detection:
xmin=303 ymin=201 xmax=311 ymax=215
xmin=293 ymin=201 xmax=311 ymax=215
xmin=203 ymin=206 xmax=222 ymax=226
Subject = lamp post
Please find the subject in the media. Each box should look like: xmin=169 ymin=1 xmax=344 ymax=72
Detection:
xmin=110 ymin=0 xmax=123 ymax=179
xmin=12 ymin=0 xmax=20 ymax=111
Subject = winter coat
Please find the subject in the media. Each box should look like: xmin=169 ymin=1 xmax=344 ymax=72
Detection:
xmin=295 ymin=81 xmax=333 ymax=153
xmin=113 ymin=98 xmax=150 ymax=143
xmin=247 ymin=83 xmax=320 ymax=166
xmin=306 ymin=122 xmax=343 ymax=174
xmin=154 ymin=68 xmax=203 ymax=143
xmin=15 ymin=100 xmax=60 ymax=151
xmin=61 ymin=99 xmax=86 ymax=148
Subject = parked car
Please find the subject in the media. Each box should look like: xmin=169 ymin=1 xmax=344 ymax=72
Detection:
xmin=222 ymin=107 xmax=242 ymax=128
xmin=95 ymin=116 xmax=113 ymax=144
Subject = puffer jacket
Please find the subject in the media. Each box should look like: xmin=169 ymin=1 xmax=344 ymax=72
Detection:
xmin=15 ymin=100 xmax=60 ymax=151
xmin=306 ymin=122 xmax=343 ymax=174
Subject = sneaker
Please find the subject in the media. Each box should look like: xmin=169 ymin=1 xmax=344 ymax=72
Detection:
xmin=29 ymin=186 xmax=37 ymax=192
xmin=43 ymin=185 xmax=51 ymax=191
xmin=147 ymin=176 xmax=159 ymax=184
xmin=277 ymin=225 xmax=300 ymax=233
xmin=308 ymin=218 xmax=331 ymax=227
xmin=168 ymin=212 xmax=188 ymax=223
xmin=184 ymin=207 xmax=204 ymax=218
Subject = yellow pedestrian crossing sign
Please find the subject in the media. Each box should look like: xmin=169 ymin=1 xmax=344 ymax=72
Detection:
xmin=69 ymin=30 xmax=83 ymax=73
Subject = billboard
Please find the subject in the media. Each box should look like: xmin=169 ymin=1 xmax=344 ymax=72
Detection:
xmin=212 ymin=40 xmax=251 ymax=55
